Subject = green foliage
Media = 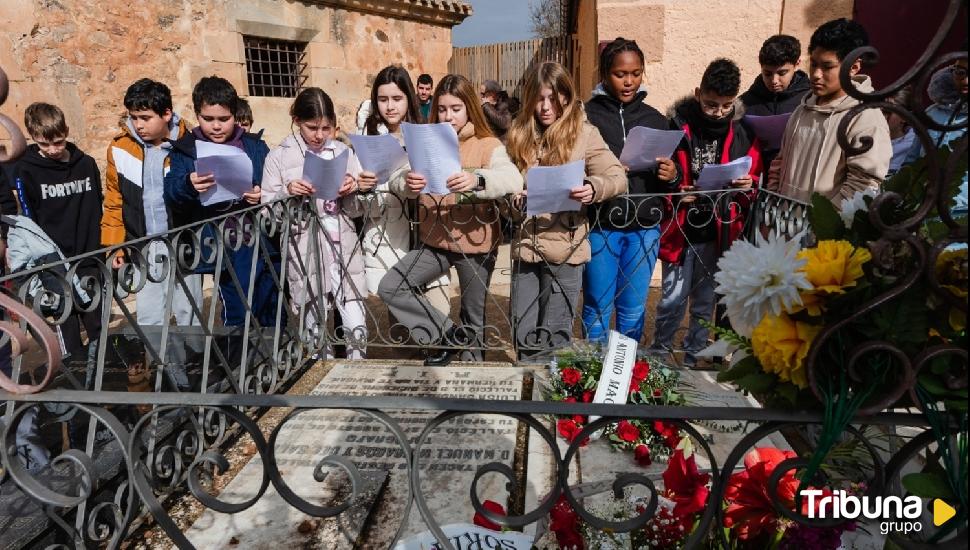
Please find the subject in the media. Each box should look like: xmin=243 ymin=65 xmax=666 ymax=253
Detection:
xmin=808 ymin=193 xmax=845 ymax=240
xmin=902 ymin=472 xmax=956 ymax=500
xmin=716 ymin=355 xmax=761 ymax=383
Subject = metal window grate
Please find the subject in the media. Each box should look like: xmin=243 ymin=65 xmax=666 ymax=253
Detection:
xmin=243 ymin=36 xmax=308 ymax=98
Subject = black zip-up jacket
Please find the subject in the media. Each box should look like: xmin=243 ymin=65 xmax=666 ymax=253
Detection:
xmin=12 ymin=143 xmax=103 ymax=257
xmin=0 ymin=166 xmax=18 ymax=239
xmin=739 ymin=70 xmax=811 ymax=117
xmin=584 ymin=85 xmax=679 ymax=229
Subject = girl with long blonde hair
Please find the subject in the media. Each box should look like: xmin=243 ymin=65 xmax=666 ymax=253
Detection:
xmin=505 ymin=61 xmax=626 ymax=358
xmin=379 ymin=74 xmax=524 ymax=365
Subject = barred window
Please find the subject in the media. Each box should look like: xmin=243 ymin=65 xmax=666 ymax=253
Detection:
xmin=243 ymin=36 xmax=308 ymax=97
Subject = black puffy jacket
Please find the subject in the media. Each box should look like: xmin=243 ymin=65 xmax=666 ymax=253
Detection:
xmin=584 ymin=85 xmax=679 ymax=229
xmin=739 ymin=70 xmax=811 ymax=117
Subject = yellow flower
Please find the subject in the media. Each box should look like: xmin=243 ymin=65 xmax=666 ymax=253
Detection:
xmin=790 ymin=240 xmax=872 ymax=315
xmin=935 ymin=249 xmax=968 ymax=331
xmin=751 ymin=313 xmax=822 ymax=389
xmin=797 ymin=240 xmax=872 ymax=294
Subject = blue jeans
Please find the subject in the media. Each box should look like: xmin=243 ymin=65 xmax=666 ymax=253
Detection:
xmin=581 ymin=227 xmax=661 ymax=342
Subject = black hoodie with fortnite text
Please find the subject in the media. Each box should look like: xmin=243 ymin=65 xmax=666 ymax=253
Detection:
xmin=12 ymin=143 xmax=103 ymax=257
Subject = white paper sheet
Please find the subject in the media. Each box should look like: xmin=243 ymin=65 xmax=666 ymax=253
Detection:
xmin=618 ymin=127 xmax=685 ymax=171
xmin=401 ymin=122 xmax=462 ymax=195
xmin=194 ymin=141 xmax=254 ymax=206
xmin=348 ymin=133 xmax=408 ymax=183
xmin=695 ymin=155 xmax=752 ymax=191
xmin=303 ymin=148 xmax=349 ymax=201
xmin=743 ymin=113 xmax=791 ymax=150
xmin=524 ymin=159 xmax=585 ymax=217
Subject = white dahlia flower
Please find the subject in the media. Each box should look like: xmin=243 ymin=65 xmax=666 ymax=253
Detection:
xmin=713 ymin=231 xmax=811 ymax=337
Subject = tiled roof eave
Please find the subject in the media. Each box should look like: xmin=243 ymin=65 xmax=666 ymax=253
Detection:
xmin=304 ymin=0 xmax=473 ymax=26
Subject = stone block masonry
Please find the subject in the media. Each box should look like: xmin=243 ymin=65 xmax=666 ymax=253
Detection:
xmin=0 ymin=0 xmax=469 ymax=170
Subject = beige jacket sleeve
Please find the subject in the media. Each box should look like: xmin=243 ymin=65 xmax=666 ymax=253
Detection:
xmin=839 ymin=109 xmax=892 ymax=202
xmin=583 ymin=126 xmax=627 ymax=203
xmin=387 ymin=163 xmax=418 ymax=199
xmin=471 ymin=145 xmax=525 ymax=200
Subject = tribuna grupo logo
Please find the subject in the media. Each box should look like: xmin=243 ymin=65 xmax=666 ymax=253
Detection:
xmin=801 ymin=489 xmax=958 ymax=535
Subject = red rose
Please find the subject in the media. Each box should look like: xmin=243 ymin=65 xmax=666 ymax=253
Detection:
xmin=634 ymin=444 xmax=652 ymax=466
xmin=581 ymin=390 xmax=594 ymax=403
xmin=616 ymin=420 xmax=641 ymax=442
xmin=629 ymin=379 xmax=643 ymax=396
xmin=632 ymin=360 xmax=650 ymax=382
xmin=653 ymin=388 xmax=663 ymax=398
xmin=560 ymin=368 xmax=582 ymax=386
xmin=572 ymin=415 xmax=586 ymax=425
xmin=550 ymin=495 xmax=584 ymax=550
xmin=473 ymin=499 xmax=506 ymax=530
xmin=653 ymin=420 xmax=682 ymax=448
xmin=557 ymin=419 xmax=582 ymax=442
xmin=563 ymin=396 xmax=577 ymax=403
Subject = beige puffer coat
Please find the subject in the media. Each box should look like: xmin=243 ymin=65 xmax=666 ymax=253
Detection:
xmin=508 ymin=121 xmax=627 ymax=265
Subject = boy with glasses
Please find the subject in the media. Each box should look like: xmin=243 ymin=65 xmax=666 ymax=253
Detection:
xmin=650 ymin=58 xmax=762 ymax=368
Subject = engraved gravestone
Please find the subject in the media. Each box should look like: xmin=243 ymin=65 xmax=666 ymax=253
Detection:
xmin=185 ymin=364 xmax=528 ymax=549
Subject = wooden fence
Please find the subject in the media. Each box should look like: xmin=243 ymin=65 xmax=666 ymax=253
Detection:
xmin=448 ymin=35 xmax=578 ymax=99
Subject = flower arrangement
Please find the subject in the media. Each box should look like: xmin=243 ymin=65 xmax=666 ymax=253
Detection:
xmin=712 ymin=149 xmax=967 ymax=528
xmin=540 ymin=448 xmax=710 ymax=549
xmin=544 ymin=342 xmax=687 ymax=464
xmin=722 ymin=447 xmax=855 ymax=549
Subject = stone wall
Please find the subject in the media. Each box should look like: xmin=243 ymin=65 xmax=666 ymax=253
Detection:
xmin=0 ymin=0 xmax=465 ymax=165
xmin=588 ymin=0 xmax=855 ymax=114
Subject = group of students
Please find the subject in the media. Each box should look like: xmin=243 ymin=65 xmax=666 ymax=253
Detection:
xmin=1 ymin=17 xmax=966 ymax=370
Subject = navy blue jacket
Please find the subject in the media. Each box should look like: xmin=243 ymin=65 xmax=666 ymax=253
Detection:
xmin=163 ymin=131 xmax=269 ymax=223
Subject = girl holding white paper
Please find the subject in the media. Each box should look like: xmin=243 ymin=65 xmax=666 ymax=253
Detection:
xmin=581 ymin=38 xmax=680 ymax=344
xmin=379 ymin=74 xmax=523 ymax=366
xmin=355 ymin=65 xmax=450 ymax=318
xmin=261 ymin=87 xmax=368 ymax=359
xmin=505 ymin=61 xmax=626 ymax=359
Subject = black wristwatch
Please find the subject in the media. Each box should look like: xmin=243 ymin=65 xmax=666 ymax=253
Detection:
xmin=475 ymin=173 xmax=486 ymax=191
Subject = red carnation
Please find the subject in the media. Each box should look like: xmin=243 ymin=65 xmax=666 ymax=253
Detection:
xmin=632 ymin=360 xmax=650 ymax=383
xmin=572 ymin=415 xmax=586 ymax=425
xmin=557 ymin=419 xmax=582 ymax=443
xmin=563 ymin=396 xmax=577 ymax=403
xmin=662 ymin=449 xmax=711 ymax=517
xmin=616 ymin=420 xmax=641 ymax=442
xmin=634 ymin=444 xmax=652 ymax=466
xmin=560 ymin=368 xmax=582 ymax=386
xmin=653 ymin=420 xmax=682 ymax=448
xmin=473 ymin=499 xmax=506 ymax=531
xmin=653 ymin=388 xmax=663 ymax=398
xmin=581 ymin=390 xmax=594 ymax=403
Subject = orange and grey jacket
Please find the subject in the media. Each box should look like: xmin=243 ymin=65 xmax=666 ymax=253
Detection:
xmin=101 ymin=116 xmax=190 ymax=247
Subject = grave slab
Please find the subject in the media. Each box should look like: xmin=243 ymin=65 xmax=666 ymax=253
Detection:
xmin=185 ymin=363 xmax=526 ymax=549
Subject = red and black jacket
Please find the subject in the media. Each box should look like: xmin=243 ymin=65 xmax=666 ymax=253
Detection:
xmin=659 ymin=98 xmax=762 ymax=265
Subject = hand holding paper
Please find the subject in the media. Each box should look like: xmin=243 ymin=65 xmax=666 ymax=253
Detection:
xmin=695 ymin=155 xmax=752 ymax=191
xmin=619 ymin=127 xmax=685 ymax=172
xmin=195 ymin=141 xmax=254 ymax=206
xmin=348 ymin=133 xmax=408 ymax=183
xmin=303 ymin=148 xmax=349 ymax=201
xmin=525 ymin=159 xmax=586 ymax=217
xmin=402 ymin=122 xmax=461 ymax=195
